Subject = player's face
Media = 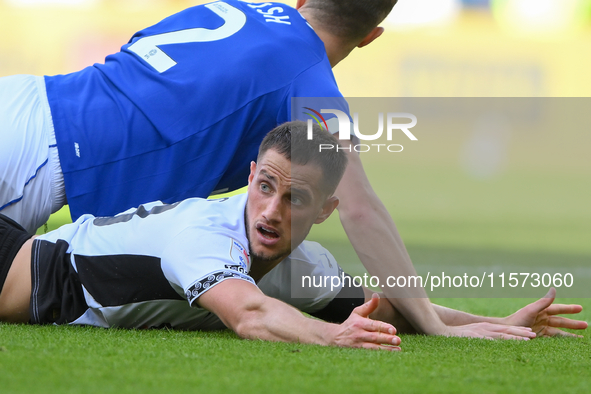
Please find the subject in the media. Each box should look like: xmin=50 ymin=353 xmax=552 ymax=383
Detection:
xmin=245 ymin=149 xmax=337 ymax=266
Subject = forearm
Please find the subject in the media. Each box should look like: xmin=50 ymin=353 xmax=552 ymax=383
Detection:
xmin=432 ymin=304 xmax=504 ymax=326
xmin=233 ymin=296 xmax=337 ymax=346
xmin=364 ymin=289 xmax=504 ymax=331
xmin=336 ymin=148 xmax=447 ymax=335
xmin=199 ymin=280 xmax=399 ymax=349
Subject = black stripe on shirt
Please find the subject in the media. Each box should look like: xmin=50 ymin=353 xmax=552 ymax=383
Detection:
xmin=75 ymin=254 xmax=184 ymax=307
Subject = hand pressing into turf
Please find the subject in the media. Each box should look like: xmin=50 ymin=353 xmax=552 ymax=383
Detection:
xmin=502 ymin=288 xmax=588 ymax=337
xmin=330 ymin=293 xmax=401 ymax=351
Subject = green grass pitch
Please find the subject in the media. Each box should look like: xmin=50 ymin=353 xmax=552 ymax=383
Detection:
xmin=1 ymin=310 xmax=590 ymax=394
xmin=3 ymin=128 xmax=591 ymax=393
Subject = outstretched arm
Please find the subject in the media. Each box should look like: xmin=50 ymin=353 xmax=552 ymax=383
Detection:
xmin=365 ymin=287 xmax=587 ymax=338
xmin=334 ymin=143 xmax=449 ymax=335
xmin=197 ymin=279 xmax=401 ymax=350
xmin=423 ymin=288 xmax=587 ymax=337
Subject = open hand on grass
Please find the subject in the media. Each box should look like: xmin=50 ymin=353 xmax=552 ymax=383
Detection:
xmin=331 ymin=293 xmax=402 ymax=351
xmin=502 ymin=287 xmax=588 ymax=337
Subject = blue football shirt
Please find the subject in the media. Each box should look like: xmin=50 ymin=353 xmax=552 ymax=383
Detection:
xmin=45 ymin=0 xmax=343 ymax=220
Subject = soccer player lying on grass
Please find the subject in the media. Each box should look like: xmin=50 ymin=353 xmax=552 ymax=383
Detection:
xmin=0 ymin=123 xmax=586 ymax=349
xmin=0 ymin=0 xmax=483 ymax=340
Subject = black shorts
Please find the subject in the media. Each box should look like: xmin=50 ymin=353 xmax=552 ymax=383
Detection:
xmin=309 ymin=273 xmax=365 ymax=324
xmin=0 ymin=214 xmax=32 ymax=294
xmin=30 ymin=239 xmax=88 ymax=325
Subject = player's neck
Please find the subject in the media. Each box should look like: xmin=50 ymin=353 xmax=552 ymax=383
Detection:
xmin=298 ymin=10 xmax=355 ymax=68
xmin=314 ymin=29 xmax=355 ymax=68
xmin=249 ymin=256 xmax=284 ymax=283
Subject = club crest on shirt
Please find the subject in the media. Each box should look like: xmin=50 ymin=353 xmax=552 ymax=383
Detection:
xmin=228 ymin=239 xmax=249 ymax=272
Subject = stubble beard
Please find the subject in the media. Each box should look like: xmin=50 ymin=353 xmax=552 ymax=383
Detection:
xmin=244 ymin=208 xmax=290 ymax=267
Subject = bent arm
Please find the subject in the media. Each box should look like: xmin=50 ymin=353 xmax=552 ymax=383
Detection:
xmin=335 ymin=143 xmax=447 ymax=335
xmin=197 ymin=279 xmax=400 ymax=350
xmin=333 ymin=145 xmax=585 ymax=338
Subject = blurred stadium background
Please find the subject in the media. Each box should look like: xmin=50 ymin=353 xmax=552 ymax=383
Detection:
xmin=1 ymin=0 xmax=590 ymax=95
xmin=1 ymin=0 xmax=590 ymax=297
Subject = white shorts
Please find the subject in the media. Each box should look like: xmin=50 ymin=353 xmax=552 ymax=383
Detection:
xmin=0 ymin=75 xmax=66 ymax=234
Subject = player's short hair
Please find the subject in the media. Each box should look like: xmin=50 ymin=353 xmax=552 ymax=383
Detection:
xmin=305 ymin=0 xmax=398 ymax=41
xmin=258 ymin=121 xmax=347 ymax=197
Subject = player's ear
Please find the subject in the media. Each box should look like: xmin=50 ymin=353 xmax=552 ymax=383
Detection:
xmin=295 ymin=0 xmax=307 ymax=10
xmin=357 ymin=27 xmax=384 ymax=48
xmin=314 ymin=196 xmax=339 ymax=224
xmin=248 ymin=161 xmax=257 ymax=186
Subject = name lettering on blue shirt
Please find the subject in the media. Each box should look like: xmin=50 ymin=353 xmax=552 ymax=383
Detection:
xmin=246 ymin=2 xmax=291 ymax=25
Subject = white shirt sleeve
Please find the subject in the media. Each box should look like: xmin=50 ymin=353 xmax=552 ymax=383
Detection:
xmin=160 ymin=228 xmax=255 ymax=306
